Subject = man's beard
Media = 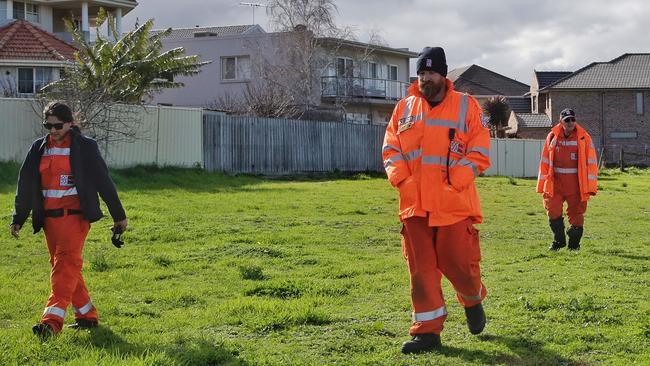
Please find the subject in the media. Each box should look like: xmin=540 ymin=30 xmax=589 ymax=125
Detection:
xmin=419 ymin=82 xmax=443 ymax=101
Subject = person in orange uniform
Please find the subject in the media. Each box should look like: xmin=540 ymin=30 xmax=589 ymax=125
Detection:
xmin=10 ymin=101 xmax=128 ymax=339
xmin=537 ymin=108 xmax=597 ymax=251
xmin=382 ymin=47 xmax=491 ymax=354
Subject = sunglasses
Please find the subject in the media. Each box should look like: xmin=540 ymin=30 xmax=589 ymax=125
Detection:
xmin=562 ymin=118 xmax=576 ymax=123
xmin=43 ymin=121 xmax=66 ymax=130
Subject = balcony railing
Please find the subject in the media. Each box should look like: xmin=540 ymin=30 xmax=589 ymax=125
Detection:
xmin=321 ymin=76 xmax=409 ymax=101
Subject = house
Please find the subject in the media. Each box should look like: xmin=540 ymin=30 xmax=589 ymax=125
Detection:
xmin=506 ymin=112 xmax=551 ymax=139
xmin=0 ymin=20 xmax=76 ymax=95
xmin=151 ymin=24 xmax=417 ymax=124
xmin=447 ymin=64 xmax=530 ymax=114
xmin=0 ymin=0 xmax=138 ymax=96
xmin=506 ymin=71 xmax=571 ymax=138
xmin=534 ymin=53 xmax=650 ymax=161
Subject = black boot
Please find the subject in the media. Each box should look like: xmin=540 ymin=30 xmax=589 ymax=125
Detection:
xmin=68 ymin=319 xmax=98 ymax=330
xmin=567 ymin=225 xmax=583 ymax=250
xmin=32 ymin=323 xmax=54 ymax=340
xmin=401 ymin=333 xmax=442 ymax=354
xmin=465 ymin=303 xmax=486 ymax=335
xmin=548 ymin=217 xmax=566 ymax=251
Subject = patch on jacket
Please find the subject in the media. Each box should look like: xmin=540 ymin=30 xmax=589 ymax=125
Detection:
xmin=60 ymin=175 xmax=75 ymax=187
xmin=571 ymin=152 xmax=577 ymax=161
xmin=450 ymin=140 xmax=466 ymax=155
xmin=480 ymin=114 xmax=490 ymax=128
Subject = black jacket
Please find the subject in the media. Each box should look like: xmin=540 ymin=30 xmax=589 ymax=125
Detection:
xmin=11 ymin=128 xmax=126 ymax=233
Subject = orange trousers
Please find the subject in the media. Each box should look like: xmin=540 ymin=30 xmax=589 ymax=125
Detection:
xmin=401 ymin=216 xmax=486 ymax=335
xmin=41 ymin=214 xmax=98 ymax=332
xmin=543 ymin=192 xmax=588 ymax=226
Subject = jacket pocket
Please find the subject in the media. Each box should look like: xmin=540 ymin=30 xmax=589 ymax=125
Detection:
xmin=398 ymin=175 xmax=419 ymax=216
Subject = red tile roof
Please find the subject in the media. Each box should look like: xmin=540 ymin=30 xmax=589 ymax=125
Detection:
xmin=0 ymin=20 xmax=77 ymax=62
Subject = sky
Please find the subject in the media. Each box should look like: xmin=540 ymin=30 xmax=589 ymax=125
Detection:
xmin=123 ymin=0 xmax=650 ymax=85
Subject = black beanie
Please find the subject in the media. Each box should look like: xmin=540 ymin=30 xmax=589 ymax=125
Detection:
xmin=416 ymin=46 xmax=447 ymax=77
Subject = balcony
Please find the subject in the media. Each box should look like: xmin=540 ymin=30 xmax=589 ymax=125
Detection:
xmin=321 ymin=76 xmax=409 ymax=102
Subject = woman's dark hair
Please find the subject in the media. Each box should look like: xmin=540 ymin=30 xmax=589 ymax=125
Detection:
xmin=43 ymin=101 xmax=74 ymax=123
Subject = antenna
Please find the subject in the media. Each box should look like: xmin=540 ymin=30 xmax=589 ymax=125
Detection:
xmin=238 ymin=2 xmax=266 ymax=24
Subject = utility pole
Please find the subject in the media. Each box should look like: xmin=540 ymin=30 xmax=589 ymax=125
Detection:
xmin=238 ymin=2 xmax=266 ymax=24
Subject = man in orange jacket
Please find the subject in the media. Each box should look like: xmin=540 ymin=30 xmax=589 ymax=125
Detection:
xmin=382 ymin=46 xmax=491 ymax=354
xmin=537 ymin=108 xmax=598 ymax=251
xmin=10 ymin=101 xmax=128 ymax=339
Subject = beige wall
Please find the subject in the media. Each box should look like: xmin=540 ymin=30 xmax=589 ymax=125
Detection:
xmin=0 ymin=98 xmax=204 ymax=167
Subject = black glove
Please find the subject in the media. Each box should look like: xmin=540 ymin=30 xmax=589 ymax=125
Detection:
xmin=111 ymin=227 xmax=124 ymax=248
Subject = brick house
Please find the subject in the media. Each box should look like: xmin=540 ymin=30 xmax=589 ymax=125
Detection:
xmin=507 ymin=71 xmax=571 ymax=138
xmin=534 ymin=54 xmax=650 ymax=162
xmin=448 ymin=64 xmax=530 ymax=114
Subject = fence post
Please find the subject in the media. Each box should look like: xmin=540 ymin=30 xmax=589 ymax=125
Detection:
xmin=619 ymin=148 xmax=625 ymax=172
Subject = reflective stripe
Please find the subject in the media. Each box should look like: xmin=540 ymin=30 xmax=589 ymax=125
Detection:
xmin=43 ymin=306 xmax=66 ymax=318
xmin=425 ymin=118 xmax=458 ymax=129
xmin=413 ymin=306 xmax=447 ymax=322
xmin=541 ymin=157 xmax=550 ymax=165
xmin=383 ymin=144 xmax=402 ymax=154
xmin=458 ymin=284 xmax=483 ymax=301
xmin=558 ymin=140 xmax=578 ymax=146
xmin=74 ymin=300 xmax=93 ymax=315
xmin=588 ymin=175 xmax=598 ymax=180
xmin=42 ymin=147 xmax=70 ymax=157
xmin=42 ymin=187 xmax=78 ymax=198
xmin=404 ymin=148 xmax=422 ymax=161
xmin=402 ymin=97 xmax=414 ymax=120
xmin=422 ymin=155 xmax=450 ymax=166
xmin=467 ymin=146 xmax=489 ymax=157
xmin=458 ymin=94 xmax=468 ymax=133
xmin=458 ymin=158 xmax=479 ymax=176
xmin=538 ymin=173 xmax=547 ymax=180
xmin=555 ymin=167 xmax=578 ymax=174
xmin=588 ymin=159 xmax=597 ymax=165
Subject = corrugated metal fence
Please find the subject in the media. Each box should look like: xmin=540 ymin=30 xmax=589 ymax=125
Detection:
xmin=1 ymin=98 xmax=544 ymax=177
xmin=203 ymin=113 xmax=544 ymax=177
xmin=0 ymin=98 xmax=203 ymax=168
xmin=203 ymin=113 xmax=385 ymax=174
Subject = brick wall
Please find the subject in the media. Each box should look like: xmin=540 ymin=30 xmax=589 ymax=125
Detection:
xmin=547 ymin=89 xmax=650 ymax=163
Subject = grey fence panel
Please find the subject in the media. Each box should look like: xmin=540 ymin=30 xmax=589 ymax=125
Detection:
xmin=202 ymin=115 xmax=544 ymax=177
xmin=203 ymin=115 xmax=387 ymax=174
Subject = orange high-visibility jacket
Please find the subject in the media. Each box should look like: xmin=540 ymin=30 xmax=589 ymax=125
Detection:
xmin=382 ymin=80 xmax=491 ymax=226
xmin=536 ymin=123 xmax=598 ymax=201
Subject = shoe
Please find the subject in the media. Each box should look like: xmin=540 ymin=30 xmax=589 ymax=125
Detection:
xmin=567 ymin=225 xmax=583 ymax=250
xmin=32 ymin=323 xmax=54 ymax=340
xmin=464 ymin=303 xmax=486 ymax=335
xmin=549 ymin=217 xmax=566 ymax=251
xmin=68 ymin=319 xmax=98 ymax=330
xmin=401 ymin=333 xmax=441 ymax=354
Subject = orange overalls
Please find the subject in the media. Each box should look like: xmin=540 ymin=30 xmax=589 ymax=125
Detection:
xmin=383 ymin=80 xmax=491 ymax=335
xmin=537 ymin=123 xmax=598 ymax=226
xmin=40 ymin=134 xmax=98 ymax=332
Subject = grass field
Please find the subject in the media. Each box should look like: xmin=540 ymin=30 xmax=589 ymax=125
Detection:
xmin=0 ymin=162 xmax=649 ymax=365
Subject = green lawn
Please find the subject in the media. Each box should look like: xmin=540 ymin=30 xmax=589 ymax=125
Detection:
xmin=0 ymin=162 xmax=649 ymax=366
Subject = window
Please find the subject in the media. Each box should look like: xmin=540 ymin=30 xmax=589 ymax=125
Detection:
xmin=387 ymin=65 xmax=398 ymax=81
xmin=0 ymin=1 xmax=7 ymax=21
xmin=18 ymin=68 xmax=33 ymax=94
xmin=221 ymin=56 xmax=250 ymax=81
xmin=34 ymin=67 xmax=52 ymax=91
xmin=12 ymin=2 xmax=39 ymax=22
xmin=345 ymin=112 xmax=370 ymax=124
xmin=368 ymin=62 xmax=378 ymax=79
xmin=18 ymin=67 xmax=51 ymax=94
xmin=636 ymin=92 xmax=644 ymax=115
xmin=336 ymin=57 xmax=353 ymax=77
